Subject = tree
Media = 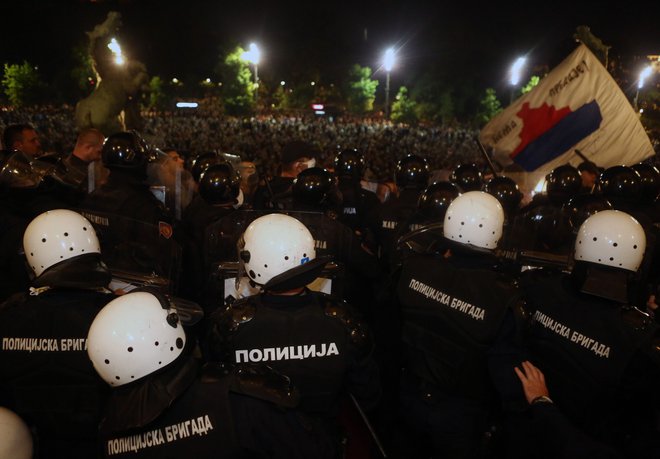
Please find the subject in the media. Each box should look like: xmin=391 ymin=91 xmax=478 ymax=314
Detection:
xmin=521 ymin=75 xmax=541 ymax=95
xmin=147 ymin=76 xmax=169 ymax=110
xmin=476 ymin=88 xmax=503 ymax=125
xmin=574 ymin=25 xmax=610 ymax=68
xmin=2 ymin=61 xmax=45 ymax=107
xmin=70 ymin=43 xmax=96 ymax=99
xmin=390 ymin=87 xmax=418 ymax=124
xmin=217 ymin=45 xmax=255 ymax=116
xmin=345 ymin=64 xmax=378 ymax=114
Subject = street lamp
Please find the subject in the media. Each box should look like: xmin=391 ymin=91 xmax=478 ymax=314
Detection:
xmin=241 ymin=43 xmax=261 ymax=104
xmin=107 ymin=38 xmax=125 ymax=65
xmin=634 ymin=65 xmax=653 ymax=111
xmin=509 ymin=56 xmax=526 ymax=103
xmin=383 ymin=47 xmax=395 ymax=118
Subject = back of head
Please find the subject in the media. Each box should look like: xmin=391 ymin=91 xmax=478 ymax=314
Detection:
xmin=23 ymin=209 xmax=102 ymax=278
xmin=450 ymin=163 xmax=483 ymax=192
xmin=0 ymin=407 xmax=33 ymax=459
xmin=334 ymin=149 xmax=365 ymax=182
xmin=631 ymin=163 xmax=660 ymax=204
xmin=395 ymin=154 xmax=430 ymax=190
xmin=199 ymin=162 xmax=241 ymax=206
xmin=417 ymin=181 xmax=459 ymax=222
xmin=239 ymin=213 xmax=316 ymax=286
xmin=102 ymin=131 xmax=148 ymax=175
xmin=546 ymin=164 xmax=581 ymax=205
xmin=2 ymin=123 xmax=33 ymax=151
xmin=191 ymin=151 xmax=221 ymax=183
xmin=484 ymin=176 xmax=522 ymax=213
xmin=574 ymin=210 xmax=645 ymax=272
xmin=443 ymin=191 xmax=504 ymax=250
xmin=292 ymin=167 xmax=334 ymax=207
xmin=280 ymin=141 xmax=318 ymax=167
xmin=563 ymin=194 xmax=612 ymax=231
xmin=87 ymin=290 xmax=189 ymax=387
xmin=599 ymin=165 xmax=642 ymax=207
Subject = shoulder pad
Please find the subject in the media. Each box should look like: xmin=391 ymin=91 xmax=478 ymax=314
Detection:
xmin=230 ymin=364 xmax=300 ymax=409
xmin=321 ymin=295 xmax=373 ymax=356
xmin=227 ymin=297 xmax=256 ymax=331
xmin=621 ymin=305 xmax=656 ymax=333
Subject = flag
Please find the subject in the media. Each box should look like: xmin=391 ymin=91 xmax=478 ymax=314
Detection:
xmin=480 ymin=44 xmax=654 ymax=178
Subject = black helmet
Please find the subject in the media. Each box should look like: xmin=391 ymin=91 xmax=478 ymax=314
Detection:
xmin=102 ymin=131 xmax=148 ymax=171
xmin=484 ymin=176 xmax=522 ymax=212
xmin=199 ymin=163 xmax=241 ymax=206
xmin=521 ymin=202 xmax=573 ymax=252
xmin=546 ymin=164 xmax=581 ymax=205
xmin=450 ymin=163 xmax=483 ymax=192
xmin=417 ymin=181 xmax=459 ymax=222
xmin=334 ymin=149 xmax=365 ymax=181
xmin=293 ymin=167 xmax=334 ymax=206
xmin=599 ymin=165 xmax=642 ymax=205
xmin=191 ymin=151 xmax=222 ymax=183
xmin=563 ymin=194 xmax=612 ymax=230
xmin=395 ymin=154 xmax=430 ymax=189
xmin=631 ymin=163 xmax=660 ymax=203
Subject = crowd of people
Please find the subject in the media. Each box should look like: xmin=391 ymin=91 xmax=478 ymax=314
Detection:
xmin=0 ymin=111 xmax=659 ymax=459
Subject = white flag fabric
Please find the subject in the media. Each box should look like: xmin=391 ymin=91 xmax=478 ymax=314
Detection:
xmin=480 ymin=44 xmax=654 ymax=178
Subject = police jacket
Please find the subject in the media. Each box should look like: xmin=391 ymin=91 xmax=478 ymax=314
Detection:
xmin=380 ymin=189 xmax=422 ymax=267
xmin=205 ymin=290 xmax=381 ymax=417
xmin=396 ymin=246 xmax=525 ymax=404
xmin=0 ymin=287 xmax=115 ymax=459
xmin=521 ymin=269 xmax=660 ymax=446
xmin=337 ymin=179 xmax=383 ymax=247
xmin=253 ymin=176 xmax=295 ymax=210
xmin=100 ymin=356 xmax=336 ymax=459
xmin=81 ymin=170 xmax=169 ymax=226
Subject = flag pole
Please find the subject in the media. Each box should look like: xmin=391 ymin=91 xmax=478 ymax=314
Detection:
xmin=475 ymin=137 xmax=499 ymax=177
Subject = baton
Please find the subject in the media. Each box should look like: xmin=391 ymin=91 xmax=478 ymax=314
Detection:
xmin=349 ymin=393 xmax=388 ymax=458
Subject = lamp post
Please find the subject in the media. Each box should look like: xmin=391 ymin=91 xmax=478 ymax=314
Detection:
xmin=634 ymin=65 xmax=653 ymax=112
xmin=383 ymin=48 xmax=395 ymax=118
xmin=241 ymin=43 xmax=261 ymax=105
xmin=509 ymin=56 xmax=526 ymax=103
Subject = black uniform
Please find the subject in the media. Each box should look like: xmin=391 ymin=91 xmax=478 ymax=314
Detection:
xmin=81 ymin=170 xmax=170 ymax=226
xmin=521 ymin=269 xmax=660 ymax=456
xmin=396 ymin=247 xmax=526 ymax=457
xmin=380 ymin=188 xmax=422 ymax=270
xmin=253 ymin=176 xmax=295 ymax=210
xmin=337 ymin=179 xmax=383 ymax=252
xmin=0 ymin=288 xmax=115 ymax=459
xmin=205 ymin=290 xmax=381 ymax=418
xmin=99 ymin=356 xmax=338 ymax=459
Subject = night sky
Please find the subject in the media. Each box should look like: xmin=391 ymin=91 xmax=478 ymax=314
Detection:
xmin=1 ymin=0 xmax=658 ymax=94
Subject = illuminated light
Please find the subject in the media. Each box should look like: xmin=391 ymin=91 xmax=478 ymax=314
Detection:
xmin=205 ymin=78 xmax=211 ymax=83
xmin=280 ymin=80 xmax=286 ymax=86
xmin=532 ymin=177 xmax=547 ymax=196
xmin=312 ymin=104 xmax=324 ymax=110
xmin=176 ymin=102 xmax=199 ymax=108
xmin=311 ymin=81 xmax=315 ymax=86
xmin=172 ymin=78 xmax=179 ymax=84
xmin=107 ymin=38 xmax=125 ymax=66
xmin=640 ymin=108 xmax=644 ymax=114
xmin=638 ymin=66 xmax=653 ymax=89
xmin=384 ymin=48 xmax=395 ymax=72
xmin=510 ymin=56 xmax=527 ymax=86
xmin=241 ymin=43 xmax=260 ymax=65
xmin=315 ymin=110 xmax=326 ymax=115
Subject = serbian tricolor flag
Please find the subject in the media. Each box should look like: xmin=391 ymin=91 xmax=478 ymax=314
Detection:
xmin=480 ymin=44 xmax=654 ymax=178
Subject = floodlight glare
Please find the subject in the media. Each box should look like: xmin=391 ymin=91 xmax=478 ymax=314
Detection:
xmin=384 ymin=48 xmax=395 ymax=72
xmin=509 ymin=56 xmax=527 ymax=86
xmin=638 ymin=66 xmax=653 ymax=89
xmin=107 ymin=38 xmax=125 ymax=65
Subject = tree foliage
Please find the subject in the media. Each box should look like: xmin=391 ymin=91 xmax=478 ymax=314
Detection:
xmin=2 ymin=61 xmax=45 ymax=107
xmin=521 ymin=75 xmax=541 ymax=94
xmin=217 ymin=45 xmax=255 ymax=115
xmin=147 ymin=76 xmax=169 ymax=110
xmin=574 ymin=25 xmax=610 ymax=68
xmin=476 ymin=88 xmax=503 ymax=125
xmin=390 ymin=86 xmax=418 ymax=124
xmin=345 ymin=64 xmax=378 ymax=114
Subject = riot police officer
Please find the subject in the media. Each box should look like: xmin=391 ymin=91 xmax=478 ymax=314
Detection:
xmin=334 ymin=148 xmax=383 ymax=252
xmin=88 ymin=289 xmax=336 ymax=459
xmin=204 ymin=214 xmax=380 ymax=426
xmin=450 ymin=163 xmax=483 ymax=193
xmin=0 ymin=209 xmax=115 ymax=459
xmin=81 ymin=131 xmax=170 ymax=226
xmin=520 ymin=210 xmax=660 ymax=457
xmin=396 ymin=191 xmax=526 ymax=458
xmin=380 ymin=154 xmax=430 ymax=270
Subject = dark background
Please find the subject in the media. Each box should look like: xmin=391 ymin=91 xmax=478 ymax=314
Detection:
xmin=0 ymin=0 xmax=657 ymax=95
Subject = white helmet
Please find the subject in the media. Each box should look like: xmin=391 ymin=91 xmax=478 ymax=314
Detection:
xmin=23 ymin=209 xmax=101 ymax=277
xmin=239 ymin=213 xmax=315 ymax=285
xmin=575 ymin=210 xmax=646 ymax=272
xmin=87 ymin=290 xmax=187 ymax=387
xmin=0 ymin=407 xmax=33 ymax=459
xmin=443 ymin=191 xmax=504 ymax=249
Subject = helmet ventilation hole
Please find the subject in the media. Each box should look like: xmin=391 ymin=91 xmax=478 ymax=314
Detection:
xmin=613 ymin=243 xmax=618 ymax=247
xmin=105 ymin=359 xmax=110 ymax=364
xmin=64 ymin=232 xmax=69 ymax=237
xmin=42 ymin=238 xmax=46 ymax=243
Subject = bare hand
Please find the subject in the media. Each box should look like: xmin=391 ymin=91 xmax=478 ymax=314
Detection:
xmin=514 ymin=360 xmax=550 ymax=404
